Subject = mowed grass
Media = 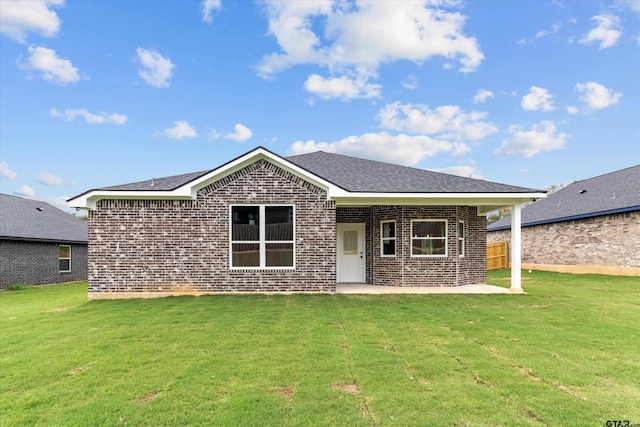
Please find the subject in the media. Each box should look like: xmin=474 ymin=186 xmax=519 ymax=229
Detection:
xmin=1 ymin=271 xmax=638 ymax=426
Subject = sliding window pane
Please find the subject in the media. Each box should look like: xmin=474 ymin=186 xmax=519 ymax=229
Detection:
xmin=232 ymin=206 xmax=259 ymax=241
xmin=232 ymin=243 xmax=260 ymax=267
xmin=265 ymin=206 xmax=293 ymax=241
xmin=266 ymin=243 xmax=293 ymax=267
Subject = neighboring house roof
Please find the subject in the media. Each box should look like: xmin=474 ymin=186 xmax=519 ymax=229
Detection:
xmin=488 ymin=164 xmax=640 ymax=231
xmin=69 ymin=146 xmax=546 ymax=212
xmin=0 ymin=194 xmax=88 ymax=244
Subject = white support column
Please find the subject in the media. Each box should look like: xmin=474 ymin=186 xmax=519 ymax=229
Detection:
xmin=510 ymin=204 xmax=522 ymax=292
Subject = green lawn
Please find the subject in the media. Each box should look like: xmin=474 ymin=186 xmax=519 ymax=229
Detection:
xmin=1 ymin=270 xmax=638 ymax=426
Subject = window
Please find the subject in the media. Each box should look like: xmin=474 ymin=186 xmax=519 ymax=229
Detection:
xmin=411 ymin=220 xmax=447 ymax=256
xmin=230 ymin=205 xmax=294 ymax=268
xmin=380 ymin=220 xmax=396 ymax=256
xmin=458 ymin=221 xmax=465 ymax=257
xmin=59 ymin=245 xmax=71 ymax=272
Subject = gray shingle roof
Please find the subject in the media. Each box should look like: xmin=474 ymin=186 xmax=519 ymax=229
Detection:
xmin=488 ymin=164 xmax=640 ymax=230
xmin=0 ymin=194 xmax=88 ymax=243
xmin=287 ymin=151 xmax=540 ymax=193
xmin=74 ymin=147 xmax=540 ymax=196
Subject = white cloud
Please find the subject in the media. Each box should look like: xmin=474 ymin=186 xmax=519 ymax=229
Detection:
xmin=575 ymin=81 xmax=622 ymax=109
xmin=579 ymin=15 xmax=621 ymax=49
xmin=0 ymin=0 xmax=64 ymax=43
xmin=431 ymin=165 xmax=485 ymax=180
xmin=161 ymin=121 xmax=197 ymax=140
xmin=136 ymin=48 xmax=175 ymax=88
xmin=616 ymin=0 xmax=640 ymax=13
xmin=258 ymin=0 xmax=483 ymax=99
xmin=473 ymin=89 xmax=494 ymax=104
xmin=535 ymin=22 xmax=562 ymax=39
xmin=46 ymin=195 xmax=71 ymax=208
xmin=304 ymin=74 xmax=381 ymax=100
xmin=0 ymin=162 xmax=18 ymax=180
xmin=378 ymin=102 xmax=498 ymax=142
xmin=49 ymin=108 xmax=127 ymax=125
xmin=402 ymin=75 xmax=418 ymax=90
xmin=37 ymin=172 xmax=66 ymax=186
xmin=521 ymin=86 xmax=555 ymax=111
xmin=495 ymin=121 xmax=569 ymax=158
xmin=14 ymin=185 xmax=36 ymax=197
xmin=288 ymin=132 xmax=459 ymax=166
xmin=202 ymin=0 xmax=221 ymax=23
xmin=567 ymin=105 xmax=579 ymax=114
xmin=21 ymin=46 xmax=79 ymax=85
xmin=225 ymin=124 xmax=253 ymax=142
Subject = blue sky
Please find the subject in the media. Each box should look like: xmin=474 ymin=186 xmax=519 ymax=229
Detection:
xmin=1 ymin=0 xmax=638 ymax=210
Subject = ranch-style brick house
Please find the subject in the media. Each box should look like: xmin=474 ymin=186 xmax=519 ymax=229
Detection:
xmin=68 ymin=147 xmax=545 ymax=299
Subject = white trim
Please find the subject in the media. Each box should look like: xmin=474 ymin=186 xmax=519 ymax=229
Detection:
xmin=410 ymin=219 xmax=448 ymax=257
xmin=458 ymin=220 xmax=465 ymax=257
xmin=510 ymin=204 xmax=522 ymax=291
xmin=337 ymin=223 xmax=366 ymax=283
xmin=380 ymin=220 xmax=396 ymax=257
xmin=229 ymin=204 xmax=296 ymax=270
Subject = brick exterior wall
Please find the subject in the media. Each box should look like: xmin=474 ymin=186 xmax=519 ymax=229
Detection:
xmin=0 ymin=240 xmax=87 ymax=288
xmin=88 ymin=159 xmax=336 ymax=296
xmin=487 ymin=211 xmax=640 ymax=269
xmin=338 ymin=206 xmax=486 ymax=287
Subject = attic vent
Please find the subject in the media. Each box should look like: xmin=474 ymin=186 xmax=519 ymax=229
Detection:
xmin=36 ymin=207 xmax=43 ymax=212
xmin=579 ymin=190 xmax=587 ymax=194
xmin=150 ymin=178 xmax=155 ymax=187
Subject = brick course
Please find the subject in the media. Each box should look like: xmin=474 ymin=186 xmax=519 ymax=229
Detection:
xmin=487 ymin=211 xmax=640 ymax=269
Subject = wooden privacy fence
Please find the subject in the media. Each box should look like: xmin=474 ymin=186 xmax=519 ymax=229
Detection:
xmin=487 ymin=241 xmax=509 ymax=271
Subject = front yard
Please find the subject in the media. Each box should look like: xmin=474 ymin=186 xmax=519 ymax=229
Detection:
xmin=1 ymin=270 xmax=638 ymax=426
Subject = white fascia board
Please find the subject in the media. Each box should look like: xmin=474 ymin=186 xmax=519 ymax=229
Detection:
xmin=67 ymin=190 xmax=192 ymax=210
xmin=331 ymin=192 xmax=547 ymax=209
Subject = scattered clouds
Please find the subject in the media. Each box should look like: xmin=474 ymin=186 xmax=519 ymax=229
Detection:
xmin=521 ymin=86 xmax=555 ymax=111
xmin=258 ymin=0 xmax=483 ymax=100
xmin=615 ymin=0 xmax=640 ymax=14
xmin=473 ymin=89 xmax=494 ymax=104
xmin=378 ymin=102 xmax=498 ymax=142
xmin=160 ymin=121 xmax=197 ymax=140
xmin=223 ymin=124 xmax=253 ymax=142
xmin=402 ymin=76 xmax=418 ymax=90
xmin=37 ymin=172 xmax=66 ymax=186
xmin=49 ymin=108 xmax=127 ymax=125
xmin=535 ymin=22 xmax=562 ymax=39
xmin=304 ymin=74 xmax=381 ymax=100
xmin=20 ymin=46 xmax=79 ymax=85
xmin=495 ymin=121 xmax=569 ymax=157
xmin=288 ymin=132 xmax=459 ymax=166
xmin=575 ymin=81 xmax=622 ymax=109
xmin=0 ymin=162 xmax=18 ymax=180
xmin=14 ymin=185 xmax=36 ymax=197
xmin=579 ymin=15 xmax=621 ymax=49
xmin=136 ymin=48 xmax=175 ymax=88
xmin=202 ymin=0 xmax=221 ymax=23
xmin=0 ymin=0 xmax=64 ymax=43
xmin=567 ymin=105 xmax=579 ymax=114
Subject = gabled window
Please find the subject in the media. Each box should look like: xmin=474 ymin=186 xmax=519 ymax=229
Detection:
xmin=411 ymin=220 xmax=447 ymax=256
xmin=458 ymin=221 xmax=465 ymax=257
xmin=59 ymin=245 xmax=71 ymax=272
xmin=230 ymin=205 xmax=294 ymax=268
xmin=380 ymin=220 xmax=396 ymax=257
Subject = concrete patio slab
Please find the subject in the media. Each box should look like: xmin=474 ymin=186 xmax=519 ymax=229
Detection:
xmin=336 ymin=283 xmax=520 ymax=294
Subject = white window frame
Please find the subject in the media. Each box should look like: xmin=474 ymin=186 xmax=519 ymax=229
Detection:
xmin=59 ymin=245 xmax=71 ymax=272
xmin=458 ymin=220 xmax=465 ymax=257
xmin=380 ymin=220 xmax=396 ymax=257
xmin=410 ymin=219 xmax=448 ymax=257
xmin=229 ymin=204 xmax=295 ymax=270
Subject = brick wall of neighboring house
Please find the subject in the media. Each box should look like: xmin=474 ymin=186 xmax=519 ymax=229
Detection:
xmin=487 ymin=211 xmax=640 ymax=268
xmin=370 ymin=205 xmax=486 ymax=287
xmin=0 ymin=240 xmax=87 ymax=288
xmin=87 ymin=159 xmax=336 ymax=297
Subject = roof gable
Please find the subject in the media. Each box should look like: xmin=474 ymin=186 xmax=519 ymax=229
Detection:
xmin=488 ymin=164 xmax=640 ymax=230
xmin=0 ymin=194 xmax=87 ymax=243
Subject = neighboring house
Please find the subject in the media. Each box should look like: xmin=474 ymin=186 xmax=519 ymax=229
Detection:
xmin=68 ymin=147 xmax=544 ymax=299
xmin=0 ymin=194 xmax=88 ymax=288
xmin=487 ymin=165 xmax=640 ymax=276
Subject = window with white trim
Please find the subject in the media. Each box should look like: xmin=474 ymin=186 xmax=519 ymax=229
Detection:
xmin=230 ymin=205 xmax=294 ymax=268
xmin=59 ymin=245 xmax=71 ymax=272
xmin=411 ymin=220 xmax=447 ymax=256
xmin=458 ymin=221 xmax=465 ymax=257
xmin=380 ymin=220 xmax=396 ymax=257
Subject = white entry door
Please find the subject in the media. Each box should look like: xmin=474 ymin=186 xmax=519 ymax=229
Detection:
xmin=337 ymin=223 xmax=365 ymax=283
